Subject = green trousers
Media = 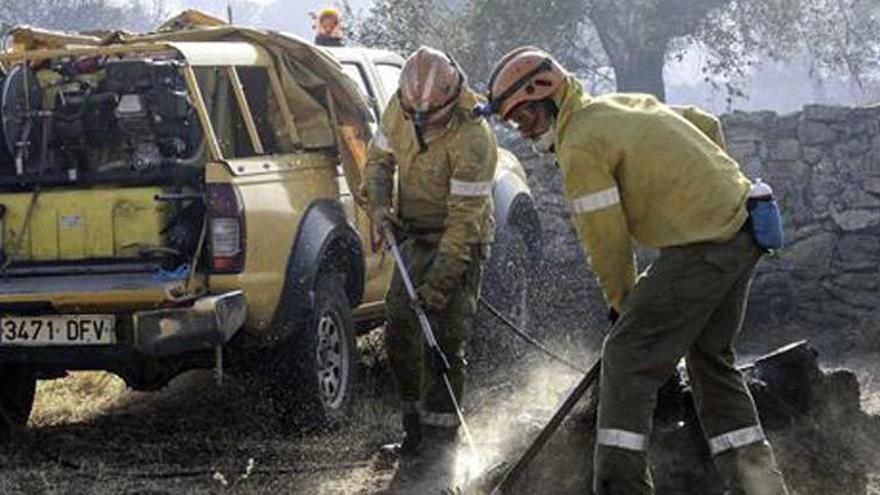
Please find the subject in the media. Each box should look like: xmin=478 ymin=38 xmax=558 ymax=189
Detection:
xmin=594 ymin=230 xmax=789 ymax=495
xmin=385 ymin=239 xmax=487 ymax=428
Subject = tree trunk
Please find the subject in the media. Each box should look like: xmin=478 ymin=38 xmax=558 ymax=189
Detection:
xmin=613 ymin=47 xmax=667 ymax=101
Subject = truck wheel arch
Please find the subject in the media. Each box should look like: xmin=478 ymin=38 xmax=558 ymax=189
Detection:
xmin=493 ymin=171 xmax=542 ymax=259
xmin=275 ymin=199 xmax=365 ymax=334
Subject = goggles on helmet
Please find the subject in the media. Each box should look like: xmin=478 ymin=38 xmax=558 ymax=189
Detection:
xmin=474 ymin=58 xmax=555 ymax=118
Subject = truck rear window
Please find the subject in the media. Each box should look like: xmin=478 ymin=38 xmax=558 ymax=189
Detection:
xmin=193 ymin=66 xmax=284 ymax=159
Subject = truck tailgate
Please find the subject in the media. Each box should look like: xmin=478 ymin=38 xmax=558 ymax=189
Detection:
xmin=0 ymin=272 xmax=185 ymax=311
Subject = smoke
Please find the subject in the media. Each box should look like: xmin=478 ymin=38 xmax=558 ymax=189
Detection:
xmin=666 ymin=49 xmax=880 ymax=114
xmin=173 ymin=0 xmax=373 ymax=38
xmin=454 ymin=355 xmax=594 ymax=487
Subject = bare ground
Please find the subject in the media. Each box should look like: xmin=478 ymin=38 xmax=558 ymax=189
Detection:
xmin=0 ymin=332 xmax=877 ymax=494
xmin=0 ymin=330 xmax=402 ymax=495
xmin=0 ymin=343 xmax=589 ymax=494
xmin=1 ymin=368 xmax=395 ymax=494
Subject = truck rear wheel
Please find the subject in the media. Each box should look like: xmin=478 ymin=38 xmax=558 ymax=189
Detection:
xmin=0 ymin=366 xmax=36 ymax=440
xmin=269 ymin=274 xmax=357 ymax=427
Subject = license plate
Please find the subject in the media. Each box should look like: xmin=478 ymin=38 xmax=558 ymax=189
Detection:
xmin=0 ymin=315 xmax=116 ymax=346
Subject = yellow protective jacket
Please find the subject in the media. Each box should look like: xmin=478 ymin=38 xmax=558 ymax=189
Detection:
xmin=362 ymin=88 xmax=497 ymax=292
xmin=553 ymin=77 xmax=751 ymax=311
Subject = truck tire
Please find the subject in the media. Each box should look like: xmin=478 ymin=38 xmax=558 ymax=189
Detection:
xmin=473 ymin=222 xmax=535 ymax=362
xmin=0 ymin=366 xmax=36 ymax=440
xmin=269 ymin=274 xmax=358 ymax=427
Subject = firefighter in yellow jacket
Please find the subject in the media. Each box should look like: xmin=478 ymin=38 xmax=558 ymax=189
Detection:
xmin=482 ymin=47 xmax=789 ymax=495
xmin=362 ymin=47 xmax=496 ymax=491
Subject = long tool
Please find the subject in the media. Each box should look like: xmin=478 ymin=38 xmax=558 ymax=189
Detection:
xmin=478 ymin=297 xmax=586 ymax=374
xmin=383 ymin=224 xmax=480 ymax=464
xmin=489 ymin=357 xmax=601 ymax=494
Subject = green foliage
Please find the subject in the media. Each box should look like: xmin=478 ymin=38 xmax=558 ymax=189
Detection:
xmin=350 ymin=0 xmax=880 ymax=101
xmin=349 ymin=0 xmax=613 ymax=93
xmin=464 ymin=0 xmax=606 ymax=84
xmin=692 ymin=0 xmax=880 ymax=93
xmin=348 ymin=0 xmax=470 ymax=58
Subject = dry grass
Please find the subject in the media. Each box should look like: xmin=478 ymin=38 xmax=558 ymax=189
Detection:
xmin=0 ymin=330 xmax=402 ymax=494
xmin=31 ymin=371 xmax=128 ymax=427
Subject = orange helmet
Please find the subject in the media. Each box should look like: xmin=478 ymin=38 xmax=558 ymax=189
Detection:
xmin=484 ymin=47 xmax=566 ymax=120
xmin=318 ymin=7 xmax=341 ymax=23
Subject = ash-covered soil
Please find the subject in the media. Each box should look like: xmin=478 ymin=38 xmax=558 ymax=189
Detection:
xmin=0 ymin=333 xmax=877 ymax=494
xmin=0 ymin=368 xmax=392 ymax=494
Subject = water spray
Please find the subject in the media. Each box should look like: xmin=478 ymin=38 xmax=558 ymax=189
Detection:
xmin=478 ymin=297 xmax=586 ymax=374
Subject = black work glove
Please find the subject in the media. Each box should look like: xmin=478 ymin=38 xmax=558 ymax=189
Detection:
xmin=608 ymin=307 xmax=620 ymax=324
xmin=369 ymin=205 xmax=402 ymax=230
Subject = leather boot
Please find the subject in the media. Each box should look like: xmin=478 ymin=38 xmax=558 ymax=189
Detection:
xmin=379 ymin=412 xmax=423 ymax=465
xmin=388 ymin=425 xmax=458 ymax=494
xmin=714 ymin=441 xmax=789 ymax=495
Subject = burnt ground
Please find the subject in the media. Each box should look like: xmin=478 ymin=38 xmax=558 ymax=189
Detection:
xmin=0 ymin=324 xmax=877 ymax=495
xmin=0 ymin=326 xmax=593 ymax=495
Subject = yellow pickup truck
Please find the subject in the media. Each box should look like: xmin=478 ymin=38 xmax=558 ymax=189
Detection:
xmin=0 ymin=24 xmax=540 ymax=433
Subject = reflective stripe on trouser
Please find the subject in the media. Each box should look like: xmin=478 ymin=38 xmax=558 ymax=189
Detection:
xmin=421 ymin=411 xmax=460 ymax=428
xmin=709 ymin=425 xmax=765 ymax=455
xmin=385 ymin=240 xmax=486 ymax=426
xmin=596 ymin=428 xmax=648 ymax=451
xmin=594 ymin=230 xmax=788 ymax=495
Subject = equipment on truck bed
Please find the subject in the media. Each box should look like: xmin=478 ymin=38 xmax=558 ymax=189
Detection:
xmin=1 ymin=65 xmax=42 ymax=175
xmin=0 ymin=57 xmax=203 ymax=177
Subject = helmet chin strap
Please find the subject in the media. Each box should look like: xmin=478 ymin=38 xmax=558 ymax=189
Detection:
xmin=414 ymin=111 xmax=429 ymax=152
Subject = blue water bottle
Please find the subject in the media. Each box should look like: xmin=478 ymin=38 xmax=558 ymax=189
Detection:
xmin=747 ymin=179 xmax=784 ymax=252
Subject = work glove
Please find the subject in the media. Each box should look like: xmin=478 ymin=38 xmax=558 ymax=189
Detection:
xmin=369 ymin=205 xmax=401 ymax=229
xmin=423 ymin=252 xmax=469 ymax=293
xmin=608 ymin=307 xmax=620 ymax=324
xmin=416 ymin=282 xmax=449 ymax=312
xmin=369 ymin=206 xmax=403 ymax=249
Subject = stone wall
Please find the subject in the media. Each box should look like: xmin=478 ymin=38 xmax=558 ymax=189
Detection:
xmin=516 ymin=104 xmax=880 ymax=346
xmin=722 ymin=105 xmax=880 ymax=328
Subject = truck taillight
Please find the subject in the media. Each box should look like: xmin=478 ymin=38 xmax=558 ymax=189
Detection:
xmin=0 ymin=205 xmax=5 ymax=265
xmin=208 ymin=183 xmax=245 ymax=274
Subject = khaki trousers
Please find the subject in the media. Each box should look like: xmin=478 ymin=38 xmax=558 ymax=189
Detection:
xmin=594 ymin=230 xmax=788 ymax=495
